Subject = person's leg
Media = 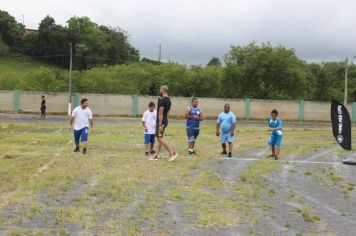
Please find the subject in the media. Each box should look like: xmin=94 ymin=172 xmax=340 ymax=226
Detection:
xmin=144 ymin=134 xmax=150 ymax=155
xmin=150 ymin=135 xmax=155 ymax=154
xmin=74 ymin=130 xmax=80 ymax=152
xmin=221 ymin=143 xmax=227 ymax=154
xmin=187 ymin=127 xmax=195 ymax=154
xmin=158 ymin=137 xmax=173 ymax=155
xmin=228 ymin=142 xmax=233 ymax=153
xmin=227 ymin=134 xmax=234 ymax=157
xmin=274 ymin=135 xmax=282 ymax=160
xmin=43 ymin=111 xmax=46 ymax=120
xmin=81 ymin=128 xmax=89 ymax=154
xmin=272 ymin=145 xmax=275 ymax=155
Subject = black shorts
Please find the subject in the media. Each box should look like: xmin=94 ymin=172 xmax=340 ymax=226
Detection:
xmin=156 ymin=124 xmax=168 ymax=138
xmin=40 ymin=107 xmax=46 ymax=114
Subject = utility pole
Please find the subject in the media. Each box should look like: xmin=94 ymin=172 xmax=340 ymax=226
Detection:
xmin=344 ymin=56 xmax=356 ymax=105
xmin=158 ymin=44 xmax=161 ymax=63
xmin=68 ymin=43 xmax=73 ymax=116
xmin=22 ymin=14 xmax=24 ymax=25
xmin=344 ymin=57 xmax=348 ymax=105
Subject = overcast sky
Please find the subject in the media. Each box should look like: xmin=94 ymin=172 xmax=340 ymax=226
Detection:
xmin=1 ymin=0 xmax=356 ymax=65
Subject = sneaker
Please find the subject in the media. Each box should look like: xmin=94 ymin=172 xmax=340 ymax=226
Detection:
xmin=274 ymin=155 xmax=279 ymax=160
xmin=149 ymin=150 xmax=156 ymax=155
xmin=188 ymin=151 xmax=193 ymax=155
xmin=149 ymin=155 xmax=159 ymax=161
xmin=192 ymin=150 xmax=197 ymax=155
xmin=74 ymin=147 xmax=80 ymax=153
xmin=83 ymin=148 xmax=87 ymax=155
xmin=268 ymin=154 xmax=275 ymax=158
xmin=221 ymin=151 xmax=227 ymax=155
xmin=168 ymin=152 xmax=178 ymax=162
xmin=145 ymin=152 xmax=150 ymax=157
xmin=228 ymin=152 xmax=232 ymax=158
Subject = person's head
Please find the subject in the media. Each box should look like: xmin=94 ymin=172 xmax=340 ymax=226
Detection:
xmin=148 ymin=101 xmax=155 ymax=112
xmin=271 ymin=109 xmax=278 ymax=120
xmin=191 ymin=97 xmax=198 ymax=108
xmin=81 ymin=98 xmax=89 ymax=108
xmin=224 ymin=103 xmax=230 ymax=113
xmin=42 ymin=95 xmax=45 ymax=100
xmin=160 ymin=85 xmax=169 ymax=96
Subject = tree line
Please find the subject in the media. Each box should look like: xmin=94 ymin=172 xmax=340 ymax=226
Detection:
xmin=1 ymin=9 xmax=355 ymax=102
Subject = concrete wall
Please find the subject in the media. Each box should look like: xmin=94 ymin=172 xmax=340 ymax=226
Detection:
xmin=0 ymin=90 xmax=13 ymax=112
xmin=251 ymin=99 xmax=300 ymax=120
xmin=0 ymin=90 xmax=352 ymax=122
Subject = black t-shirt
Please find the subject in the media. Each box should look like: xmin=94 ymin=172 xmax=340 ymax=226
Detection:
xmin=41 ymin=100 xmax=46 ymax=108
xmin=157 ymin=96 xmax=171 ymax=126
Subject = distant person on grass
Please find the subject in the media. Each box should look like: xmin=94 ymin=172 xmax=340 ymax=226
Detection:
xmin=69 ymin=98 xmax=93 ymax=155
xmin=216 ymin=103 xmax=237 ymax=158
xmin=185 ymin=97 xmax=204 ymax=155
xmin=39 ymin=95 xmax=46 ymax=120
xmin=268 ymin=109 xmax=283 ymax=160
xmin=150 ymin=86 xmax=178 ymax=162
xmin=142 ymin=101 xmax=157 ymax=156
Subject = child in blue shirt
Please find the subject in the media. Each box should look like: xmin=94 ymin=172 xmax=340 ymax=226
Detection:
xmin=268 ymin=109 xmax=283 ymax=160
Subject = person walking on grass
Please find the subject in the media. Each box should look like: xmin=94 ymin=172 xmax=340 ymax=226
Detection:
xmin=39 ymin=95 xmax=46 ymax=120
xmin=216 ymin=103 xmax=237 ymax=158
xmin=69 ymin=98 xmax=93 ymax=155
xmin=150 ymin=86 xmax=178 ymax=162
xmin=142 ymin=101 xmax=157 ymax=157
xmin=185 ymin=97 xmax=204 ymax=155
xmin=268 ymin=109 xmax=283 ymax=160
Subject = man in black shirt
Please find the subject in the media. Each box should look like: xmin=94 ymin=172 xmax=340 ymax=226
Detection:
xmin=150 ymin=86 xmax=178 ymax=161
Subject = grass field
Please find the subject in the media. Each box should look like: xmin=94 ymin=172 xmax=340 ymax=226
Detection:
xmin=0 ymin=120 xmax=355 ymax=235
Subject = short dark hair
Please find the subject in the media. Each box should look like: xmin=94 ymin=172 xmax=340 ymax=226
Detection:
xmin=224 ymin=103 xmax=230 ymax=107
xmin=42 ymin=95 xmax=45 ymax=98
xmin=271 ymin=109 xmax=278 ymax=115
xmin=81 ymin=98 xmax=88 ymax=104
xmin=192 ymin=97 xmax=198 ymax=102
xmin=148 ymin=101 xmax=155 ymax=107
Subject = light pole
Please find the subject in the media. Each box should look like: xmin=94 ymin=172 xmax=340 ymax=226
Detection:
xmin=158 ymin=44 xmax=161 ymax=63
xmin=344 ymin=56 xmax=356 ymax=105
xmin=68 ymin=43 xmax=73 ymax=116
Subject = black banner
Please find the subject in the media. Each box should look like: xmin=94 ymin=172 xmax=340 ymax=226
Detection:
xmin=331 ymin=100 xmax=352 ymax=150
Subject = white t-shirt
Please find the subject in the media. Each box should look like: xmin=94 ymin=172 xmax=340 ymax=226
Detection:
xmin=142 ymin=110 xmax=157 ymax=134
xmin=71 ymin=106 xmax=93 ymax=130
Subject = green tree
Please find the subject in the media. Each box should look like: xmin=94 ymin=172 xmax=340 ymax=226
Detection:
xmin=0 ymin=10 xmax=24 ymax=48
xmin=207 ymin=57 xmax=222 ymax=67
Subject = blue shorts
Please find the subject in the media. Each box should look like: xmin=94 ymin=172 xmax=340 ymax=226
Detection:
xmin=268 ymin=133 xmax=283 ymax=148
xmin=186 ymin=126 xmax=200 ymax=142
xmin=74 ymin=127 xmax=89 ymax=144
xmin=144 ymin=134 xmax=156 ymax=144
xmin=221 ymin=132 xmax=234 ymax=144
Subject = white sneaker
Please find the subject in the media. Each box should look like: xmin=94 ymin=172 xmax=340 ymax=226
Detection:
xmin=168 ymin=152 xmax=178 ymax=162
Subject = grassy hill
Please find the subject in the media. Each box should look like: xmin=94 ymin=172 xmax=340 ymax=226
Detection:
xmin=0 ymin=54 xmax=62 ymax=75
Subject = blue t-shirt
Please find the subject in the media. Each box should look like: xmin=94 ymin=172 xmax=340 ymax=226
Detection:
xmin=217 ymin=112 xmax=237 ymax=133
xmin=268 ymin=116 xmax=283 ymax=135
xmin=186 ymin=106 xmax=201 ymax=128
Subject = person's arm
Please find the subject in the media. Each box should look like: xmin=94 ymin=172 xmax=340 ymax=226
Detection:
xmin=216 ymin=115 xmax=221 ymax=136
xmin=142 ymin=113 xmax=148 ymax=132
xmin=231 ymin=122 xmax=237 ymax=136
xmin=89 ymin=110 xmax=94 ymax=131
xmin=199 ymin=111 xmax=204 ymax=121
xmin=89 ymin=118 xmax=94 ymax=130
xmin=184 ymin=107 xmax=190 ymax=119
xmin=158 ymin=107 xmax=164 ymax=130
xmin=230 ymin=115 xmax=237 ymax=136
xmin=69 ymin=109 xmax=75 ymax=130
xmin=69 ymin=116 xmax=74 ymax=130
